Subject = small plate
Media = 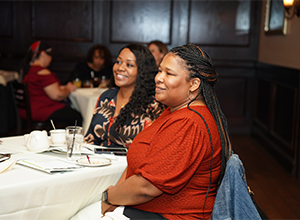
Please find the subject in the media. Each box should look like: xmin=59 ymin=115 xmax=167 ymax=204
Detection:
xmin=76 ymin=156 xmax=111 ymax=167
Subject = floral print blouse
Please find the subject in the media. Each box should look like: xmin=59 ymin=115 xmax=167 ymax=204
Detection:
xmin=84 ymin=88 xmax=163 ymax=148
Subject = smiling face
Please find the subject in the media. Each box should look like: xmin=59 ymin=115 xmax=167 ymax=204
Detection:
xmin=113 ymin=48 xmax=138 ymax=89
xmin=155 ymin=53 xmax=193 ymax=111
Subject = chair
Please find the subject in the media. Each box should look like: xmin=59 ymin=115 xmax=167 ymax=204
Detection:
xmin=211 ymin=154 xmax=264 ymax=220
xmin=11 ymin=81 xmax=57 ymax=134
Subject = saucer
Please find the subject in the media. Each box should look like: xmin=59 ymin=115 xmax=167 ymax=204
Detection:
xmin=76 ymin=156 xmax=111 ymax=167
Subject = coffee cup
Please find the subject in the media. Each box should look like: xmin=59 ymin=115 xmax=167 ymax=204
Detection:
xmin=24 ymin=130 xmax=50 ymax=152
xmin=50 ymin=129 xmax=66 ymax=145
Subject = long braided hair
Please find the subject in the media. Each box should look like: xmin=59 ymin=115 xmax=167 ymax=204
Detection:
xmin=170 ymin=44 xmax=232 ymax=183
xmin=113 ymin=44 xmax=165 ymax=131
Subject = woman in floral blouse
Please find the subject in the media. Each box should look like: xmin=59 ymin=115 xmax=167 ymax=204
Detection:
xmin=84 ymin=44 xmax=165 ymax=148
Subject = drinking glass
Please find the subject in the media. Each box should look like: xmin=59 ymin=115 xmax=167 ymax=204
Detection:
xmin=65 ymin=126 xmax=83 ymax=161
xmin=73 ymin=78 xmax=82 ymax=88
xmin=82 ymin=80 xmax=93 ymax=88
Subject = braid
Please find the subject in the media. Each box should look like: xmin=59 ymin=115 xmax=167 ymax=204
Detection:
xmin=170 ymin=44 xmax=231 ymax=181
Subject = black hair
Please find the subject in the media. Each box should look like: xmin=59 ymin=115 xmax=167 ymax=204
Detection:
xmin=169 ymin=44 xmax=232 ymax=217
xmin=113 ymin=44 xmax=165 ymax=131
xmin=19 ymin=41 xmax=50 ymax=81
xmin=86 ymin=44 xmax=113 ymax=67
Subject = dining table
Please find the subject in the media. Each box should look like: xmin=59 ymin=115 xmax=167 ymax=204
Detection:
xmin=0 ymin=135 xmax=127 ymax=220
xmin=69 ymin=87 xmax=107 ymax=134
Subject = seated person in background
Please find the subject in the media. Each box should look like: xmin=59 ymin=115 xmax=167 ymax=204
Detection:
xmin=20 ymin=41 xmax=82 ymax=126
xmin=67 ymin=44 xmax=113 ymax=88
xmin=97 ymin=44 xmax=232 ymax=219
xmin=147 ymin=40 xmax=168 ymax=67
xmin=84 ymin=44 xmax=165 ymax=148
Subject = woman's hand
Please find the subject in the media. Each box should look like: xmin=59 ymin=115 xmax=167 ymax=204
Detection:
xmin=101 ymin=202 xmax=118 ymax=216
xmin=101 ymin=186 xmax=117 ymax=216
xmin=44 ymin=82 xmax=75 ymax=101
xmin=66 ymin=82 xmax=77 ymax=92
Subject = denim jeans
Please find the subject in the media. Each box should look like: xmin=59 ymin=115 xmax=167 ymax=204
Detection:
xmin=211 ymin=154 xmax=262 ymax=220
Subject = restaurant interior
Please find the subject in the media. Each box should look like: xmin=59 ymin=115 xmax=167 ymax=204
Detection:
xmin=1 ymin=0 xmax=300 ymax=219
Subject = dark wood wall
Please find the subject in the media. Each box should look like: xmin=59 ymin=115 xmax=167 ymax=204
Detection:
xmin=253 ymin=63 xmax=300 ymax=177
xmin=2 ymin=0 xmax=300 ymax=177
xmin=0 ymin=0 xmax=262 ymax=135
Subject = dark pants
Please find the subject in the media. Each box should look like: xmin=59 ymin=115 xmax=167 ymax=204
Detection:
xmin=123 ymin=207 xmax=168 ymax=220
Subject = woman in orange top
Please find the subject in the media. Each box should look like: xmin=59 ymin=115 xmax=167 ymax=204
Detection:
xmin=72 ymin=44 xmax=231 ymax=220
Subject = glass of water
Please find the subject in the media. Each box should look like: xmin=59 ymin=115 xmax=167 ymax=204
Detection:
xmin=65 ymin=126 xmax=83 ymax=161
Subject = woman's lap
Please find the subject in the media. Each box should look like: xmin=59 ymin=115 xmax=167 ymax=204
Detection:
xmin=71 ymin=202 xmax=129 ymax=220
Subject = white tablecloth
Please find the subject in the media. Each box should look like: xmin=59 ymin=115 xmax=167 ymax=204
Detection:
xmin=69 ymin=88 xmax=107 ymax=135
xmin=0 ymin=136 xmax=126 ymax=220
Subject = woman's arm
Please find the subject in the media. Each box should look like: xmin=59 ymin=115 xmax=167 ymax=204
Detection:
xmin=116 ymin=167 xmax=127 ymax=185
xmin=44 ymin=81 xmax=76 ymax=101
xmin=108 ymin=174 xmax=163 ymax=205
xmin=101 ymin=174 xmax=162 ymax=215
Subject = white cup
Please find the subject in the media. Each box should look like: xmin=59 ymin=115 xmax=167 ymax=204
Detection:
xmin=24 ymin=130 xmax=50 ymax=152
xmin=50 ymin=129 xmax=66 ymax=145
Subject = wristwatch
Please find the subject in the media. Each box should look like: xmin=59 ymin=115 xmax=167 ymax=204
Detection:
xmin=102 ymin=189 xmax=112 ymax=205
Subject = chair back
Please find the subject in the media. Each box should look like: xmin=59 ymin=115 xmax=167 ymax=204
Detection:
xmin=11 ymin=81 xmax=32 ymax=133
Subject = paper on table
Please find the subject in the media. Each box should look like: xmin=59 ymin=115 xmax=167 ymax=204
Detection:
xmin=17 ymin=158 xmax=83 ymax=174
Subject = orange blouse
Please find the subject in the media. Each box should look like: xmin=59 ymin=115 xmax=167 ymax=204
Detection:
xmin=126 ymin=106 xmax=222 ymax=219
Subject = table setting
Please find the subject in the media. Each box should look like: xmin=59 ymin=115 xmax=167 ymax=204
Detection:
xmin=0 ymin=126 xmax=127 ymax=220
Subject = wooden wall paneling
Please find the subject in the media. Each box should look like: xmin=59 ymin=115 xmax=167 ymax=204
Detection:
xmin=188 ymin=0 xmax=250 ymax=46
xmin=168 ymin=1 xmax=189 ymax=49
xmin=31 ymin=1 xmax=93 ymax=42
xmin=187 ymin=0 xmax=261 ymax=61
xmin=272 ymin=83 xmax=296 ymax=148
xmin=295 ymin=75 xmax=300 ymax=177
xmin=214 ymin=63 xmax=255 ymax=134
xmin=110 ymin=0 xmax=172 ymax=44
xmin=0 ymin=1 xmax=13 ymax=38
xmin=253 ymin=63 xmax=300 ymax=176
xmin=254 ymin=77 xmax=272 ymax=130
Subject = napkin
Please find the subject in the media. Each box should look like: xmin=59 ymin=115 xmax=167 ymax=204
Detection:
xmin=0 ymin=158 xmax=17 ymax=174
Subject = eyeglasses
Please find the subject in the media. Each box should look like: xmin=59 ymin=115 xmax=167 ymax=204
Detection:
xmin=45 ymin=50 xmax=52 ymax=56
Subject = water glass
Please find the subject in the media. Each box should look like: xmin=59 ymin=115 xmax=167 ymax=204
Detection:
xmin=65 ymin=126 xmax=83 ymax=161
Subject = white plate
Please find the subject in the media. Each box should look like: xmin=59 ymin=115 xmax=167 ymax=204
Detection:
xmin=76 ymin=156 xmax=111 ymax=167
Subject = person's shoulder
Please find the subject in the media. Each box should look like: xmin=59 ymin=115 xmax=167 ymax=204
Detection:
xmin=100 ymin=87 xmax=118 ymax=99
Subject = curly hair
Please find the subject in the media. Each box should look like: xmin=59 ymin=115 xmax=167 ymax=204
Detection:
xmin=86 ymin=44 xmax=113 ymax=67
xmin=113 ymin=44 xmax=164 ymax=130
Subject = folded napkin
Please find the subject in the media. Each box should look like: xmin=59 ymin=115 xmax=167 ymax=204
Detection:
xmin=0 ymin=159 xmax=17 ymax=174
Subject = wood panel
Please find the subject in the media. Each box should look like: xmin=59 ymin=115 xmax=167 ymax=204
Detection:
xmin=214 ymin=63 xmax=255 ymax=134
xmin=189 ymin=0 xmax=250 ymax=46
xmin=0 ymin=1 xmax=13 ymax=38
xmin=0 ymin=0 xmax=261 ymax=137
xmin=253 ymin=63 xmax=300 ymax=177
xmin=31 ymin=1 xmax=93 ymax=42
xmin=110 ymin=0 xmax=172 ymax=44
